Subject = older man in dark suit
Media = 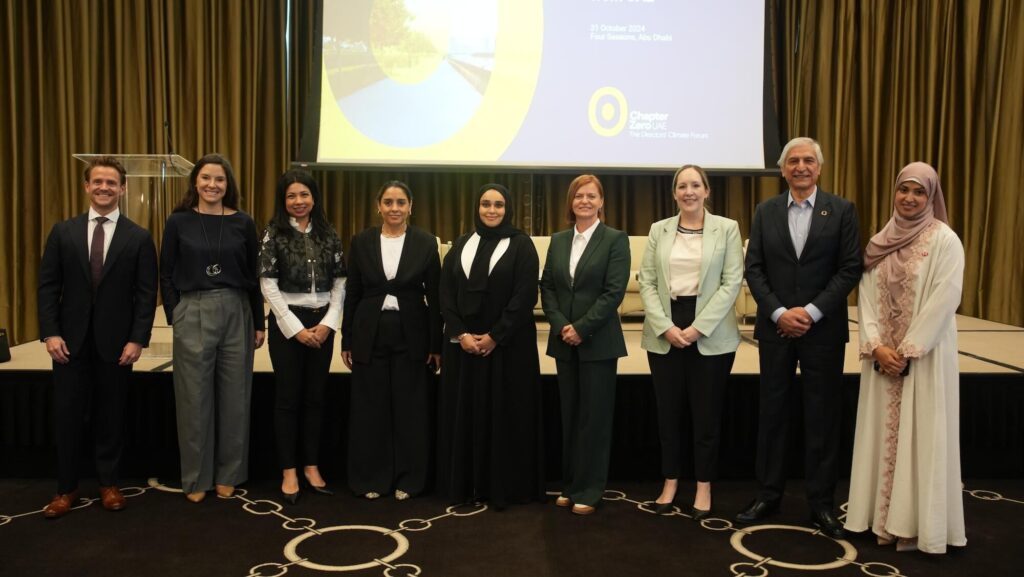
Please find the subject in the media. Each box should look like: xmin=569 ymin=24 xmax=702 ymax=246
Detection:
xmin=37 ymin=156 xmax=158 ymax=518
xmin=736 ymin=137 xmax=862 ymax=539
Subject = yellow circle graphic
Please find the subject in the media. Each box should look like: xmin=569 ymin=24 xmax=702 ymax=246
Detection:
xmin=589 ymin=87 xmax=628 ymax=137
xmin=318 ymin=0 xmax=543 ymax=162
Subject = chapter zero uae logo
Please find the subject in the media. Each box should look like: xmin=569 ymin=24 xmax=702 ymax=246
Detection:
xmin=589 ymin=87 xmax=628 ymax=137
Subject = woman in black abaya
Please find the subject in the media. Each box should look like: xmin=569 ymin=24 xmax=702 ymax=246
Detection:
xmin=436 ymin=184 xmax=545 ymax=508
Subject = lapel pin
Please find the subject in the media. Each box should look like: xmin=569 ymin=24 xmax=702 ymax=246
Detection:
xmin=820 ymin=210 xmax=829 ymax=216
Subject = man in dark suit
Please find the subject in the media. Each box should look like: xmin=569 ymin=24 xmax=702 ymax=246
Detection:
xmin=37 ymin=156 xmax=158 ymax=518
xmin=736 ymin=137 xmax=862 ymax=539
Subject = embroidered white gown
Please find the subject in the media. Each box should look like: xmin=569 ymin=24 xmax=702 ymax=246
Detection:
xmin=845 ymin=222 xmax=967 ymax=553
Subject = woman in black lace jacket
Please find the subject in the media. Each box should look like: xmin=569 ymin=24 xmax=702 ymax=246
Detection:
xmin=259 ymin=170 xmax=346 ymax=504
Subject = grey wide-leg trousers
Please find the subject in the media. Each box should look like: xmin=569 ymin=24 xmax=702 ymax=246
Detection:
xmin=172 ymin=288 xmax=255 ymax=494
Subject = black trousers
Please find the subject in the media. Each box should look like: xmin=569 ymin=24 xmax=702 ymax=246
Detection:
xmin=348 ymin=311 xmax=430 ymax=495
xmin=755 ymin=338 xmax=845 ymax=511
xmin=267 ymin=308 xmax=335 ymax=470
xmin=52 ymin=323 xmax=131 ymax=493
xmin=647 ymin=297 xmax=735 ymax=482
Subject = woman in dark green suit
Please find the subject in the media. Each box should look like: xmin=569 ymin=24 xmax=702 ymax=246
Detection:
xmin=540 ymin=174 xmax=630 ymax=515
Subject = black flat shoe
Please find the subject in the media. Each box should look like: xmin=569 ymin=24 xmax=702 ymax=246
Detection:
xmin=282 ymin=490 xmax=300 ymax=505
xmin=689 ymin=506 xmax=712 ymax=521
xmin=653 ymin=502 xmax=675 ymax=515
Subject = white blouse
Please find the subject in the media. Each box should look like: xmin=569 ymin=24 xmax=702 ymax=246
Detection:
xmin=669 ymin=231 xmax=702 ymax=298
xmin=380 ymin=233 xmax=405 ymax=311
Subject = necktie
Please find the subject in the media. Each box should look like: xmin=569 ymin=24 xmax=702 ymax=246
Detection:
xmin=90 ymin=216 xmax=108 ymax=291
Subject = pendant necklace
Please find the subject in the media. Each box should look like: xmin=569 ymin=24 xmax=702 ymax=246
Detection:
xmin=381 ymin=224 xmax=407 ymax=238
xmin=198 ymin=205 xmax=225 ymax=277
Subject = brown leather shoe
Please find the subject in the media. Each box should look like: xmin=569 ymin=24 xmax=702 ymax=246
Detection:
xmin=185 ymin=491 xmax=206 ymax=503
xmin=571 ymin=503 xmax=596 ymax=515
xmin=555 ymin=496 xmax=571 ymax=507
xmin=43 ymin=492 xmax=79 ymax=519
xmin=99 ymin=486 xmax=126 ymax=511
xmin=215 ymin=484 xmax=235 ymax=498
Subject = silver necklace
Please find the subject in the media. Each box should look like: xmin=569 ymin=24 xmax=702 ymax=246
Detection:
xmin=197 ymin=206 xmax=225 ymax=277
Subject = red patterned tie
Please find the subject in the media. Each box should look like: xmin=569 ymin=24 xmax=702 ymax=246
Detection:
xmin=90 ymin=216 xmax=108 ymax=291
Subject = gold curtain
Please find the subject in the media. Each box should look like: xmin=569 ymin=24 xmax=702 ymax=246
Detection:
xmin=771 ymin=0 xmax=1024 ymax=325
xmin=0 ymin=0 xmax=287 ymax=344
xmin=2 ymin=1 xmax=1022 ymax=346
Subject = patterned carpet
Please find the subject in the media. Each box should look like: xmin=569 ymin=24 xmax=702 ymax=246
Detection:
xmin=1 ymin=478 xmax=1020 ymax=577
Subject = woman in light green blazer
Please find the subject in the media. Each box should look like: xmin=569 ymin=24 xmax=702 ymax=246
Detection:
xmin=638 ymin=164 xmax=743 ymax=518
xmin=540 ymin=174 xmax=630 ymax=515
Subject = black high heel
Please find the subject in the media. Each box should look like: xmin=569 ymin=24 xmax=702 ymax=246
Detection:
xmin=308 ymin=484 xmax=334 ymax=496
xmin=653 ymin=502 xmax=675 ymax=515
xmin=689 ymin=506 xmax=712 ymax=521
xmin=304 ymin=476 xmax=334 ymax=496
xmin=282 ymin=490 xmax=300 ymax=505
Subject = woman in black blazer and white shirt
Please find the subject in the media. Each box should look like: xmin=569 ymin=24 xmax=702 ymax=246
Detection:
xmin=341 ymin=180 xmax=442 ymax=500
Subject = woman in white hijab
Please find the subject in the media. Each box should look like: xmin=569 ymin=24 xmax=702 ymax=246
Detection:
xmin=845 ymin=162 xmax=966 ymax=554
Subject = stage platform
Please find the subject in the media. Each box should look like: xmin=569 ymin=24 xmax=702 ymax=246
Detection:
xmin=2 ymin=309 xmax=1022 ymax=481
xmin=3 ymin=307 xmax=1021 ymax=376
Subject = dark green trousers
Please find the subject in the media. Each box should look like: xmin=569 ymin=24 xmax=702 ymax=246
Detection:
xmin=555 ymin=353 xmax=618 ymax=507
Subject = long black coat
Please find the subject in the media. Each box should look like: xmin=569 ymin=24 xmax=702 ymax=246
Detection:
xmin=436 ymin=232 xmax=544 ymax=506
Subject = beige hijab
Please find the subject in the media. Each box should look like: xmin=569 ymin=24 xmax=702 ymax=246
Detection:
xmin=864 ymin=162 xmax=949 ymax=335
xmin=864 ymin=162 xmax=948 ymax=271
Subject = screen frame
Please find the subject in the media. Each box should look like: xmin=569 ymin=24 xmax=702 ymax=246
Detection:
xmin=296 ymin=1 xmax=782 ymax=176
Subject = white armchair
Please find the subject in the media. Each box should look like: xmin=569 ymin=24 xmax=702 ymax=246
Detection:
xmin=735 ymin=239 xmax=757 ymax=323
xmin=617 ymin=236 xmax=651 ymax=316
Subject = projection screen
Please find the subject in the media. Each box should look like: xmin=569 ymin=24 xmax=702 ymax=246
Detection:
xmin=305 ymin=0 xmax=777 ymax=171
